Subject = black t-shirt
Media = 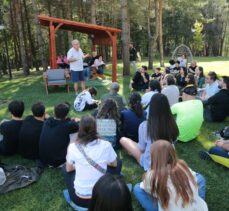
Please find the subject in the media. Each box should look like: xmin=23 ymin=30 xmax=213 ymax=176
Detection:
xmin=129 ymin=47 xmax=137 ymax=61
xmin=39 ymin=117 xmax=79 ymax=167
xmin=188 ymin=65 xmax=197 ymax=73
xmin=88 ymin=56 xmax=98 ymax=66
xmin=176 ymin=74 xmax=186 ymax=88
xmin=207 ymin=89 xmax=229 ymax=122
xmin=18 ymin=116 xmax=44 ymax=159
xmin=0 ymin=120 xmax=23 ymax=155
xmin=133 ymin=71 xmax=150 ymax=85
xmin=151 ymin=72 xmax=162 ymax=80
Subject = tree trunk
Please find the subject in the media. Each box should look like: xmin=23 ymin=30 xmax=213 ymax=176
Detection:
xmin=91 ymin=0 xmax=96 ymax=24
xmin=147 ymin=0 xmax=153 ymax=69
xmin=121 ymin=0 xmax=130 ymax=76
xmin=23 ymin=0 xmax=38 ymax=70
xmin=66 ymin=0 xmax=73 ymax=47
xmin=158 ymin=0 xmax=164 ymax=66
xmin=32 ymin=0 xmax=47 ymax=72
xmin=15 ymin=0 xmax=30 ymax=76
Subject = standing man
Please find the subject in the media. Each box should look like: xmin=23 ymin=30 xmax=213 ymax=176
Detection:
xmin=129 ymin=44 xmax=137 ymax=72
xmin=67 ymin=39 xmax=89 ymax=95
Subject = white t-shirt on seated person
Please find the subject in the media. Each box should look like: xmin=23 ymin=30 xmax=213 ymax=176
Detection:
xmin=66 ymin=139 xmax=117 ymax=197
xmin=74 ymin=90 xmax=96 ymax=112
xmin=67 ymin=47 xmax=84 ymax=71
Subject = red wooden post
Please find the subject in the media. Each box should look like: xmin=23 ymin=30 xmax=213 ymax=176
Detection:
xmin=49 ymin=23 xmax=57 ymax=68
xmin=112 ymin=33 xmax=117 ymax=82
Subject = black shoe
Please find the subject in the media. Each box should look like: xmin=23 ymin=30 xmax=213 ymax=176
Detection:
xmin=199 ymin=150 xmax=212 ymax=161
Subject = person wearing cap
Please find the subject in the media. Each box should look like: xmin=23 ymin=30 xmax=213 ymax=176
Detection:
xmin=131 ymin=66 xmax=150 ymax=91
xmin=171 ymin=85 xmax=203 ymax=142
xmin=101 ymin=82 xmax=126 ymax=113
xmin=203 ymin=76 xmax=229 ymax=122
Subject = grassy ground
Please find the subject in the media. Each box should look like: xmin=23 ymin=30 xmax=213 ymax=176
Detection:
xmin=0 ymin=57 xmax=229 ymax=211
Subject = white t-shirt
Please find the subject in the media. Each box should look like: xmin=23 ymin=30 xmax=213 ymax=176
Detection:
xmin=142 ymin=170 xmax=208 ymax=211
xmin=67 ymin=47 xmax=84 ymax=71
xmin=66 ymin=139 xmax=117 ymax=196
xmin=141 ymin=91 xmax=158 ymax=117
xmin=74 ymin=90 xmax=96 ymax=112
xmin=161 ymin=85 xmax=179 ymax=107
xmin=92 ymin=59 xmax=105 ymax=69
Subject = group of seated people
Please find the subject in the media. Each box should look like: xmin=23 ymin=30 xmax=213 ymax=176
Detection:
xmin=0 ymin=62 xmax=228 ymax=210
xmin=130 ymin=61 xmax=229 ymax=123
xmin=57 ymin=51 xmax=106 ymax=81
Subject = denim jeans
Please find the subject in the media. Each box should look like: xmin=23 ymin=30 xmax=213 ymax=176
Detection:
xmin=133 ymin=173 xmax=206 ymax=211
xmin=83 ymin=67 xmax=91 ymax=80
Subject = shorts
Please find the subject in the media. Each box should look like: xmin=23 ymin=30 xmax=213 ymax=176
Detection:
xmin=71 ymin=70 xmax=84 ymax=82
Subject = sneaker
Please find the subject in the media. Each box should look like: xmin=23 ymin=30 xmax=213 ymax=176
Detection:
xmin=199 ymin=150 xmax=212 ymax=161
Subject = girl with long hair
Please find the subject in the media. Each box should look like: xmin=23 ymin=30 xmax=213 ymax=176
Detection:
xmin=96 ymin=99 xmax=121 ymax=148
xmin=134 ymin=140 xmax=208 ymax=211
xmin=195 ymin=66 xmax=205 ymax=88
xmin=120 ymin=93 xmax=179 ymax=171
xmin=121 ymin=92 xmax=146 ymax=142
xmin=62 ymin=115 xmax=120 ymax=209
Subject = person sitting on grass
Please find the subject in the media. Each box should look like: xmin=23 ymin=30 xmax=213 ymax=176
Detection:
xmin=201 ymin=71 xmax=219 ymax=100
xmin=120 ymin=93 xmax=179 ymax=171
xmin=161 ymin=74 xmax=180 ymax=106
xmin=18 ymin=102 xmax=46 ymax=160
xmin=141 ymin=80 xmax=161 ymax=114
xmin=131 ymin=66 xmax=150 ymax=91
xmin=0 ymin=100 xmax=24 ymax=155
xmin=134 ymin=140 xmax=208 ymax=211
xmin=185 ymin=73 xmax=197 ymax=87
xmin=203 ymin=76 xmax=229 ymax=122
xmin=151 ymin=67 xmax=162 ymax=81
xmin=101 ymin=82 xmax=126 ymax=113
xmin=195 ymin=66 xmax=205 ymax=89
xmin=39 ymin=102 xmax=79 ymax=167
xmin=188 ymin=60 xmax=197 ymax=74
xmin=171 ymin=60 xmax=180 ymax=74
xmin=91 ymin=55 xmax=106 ymax=80
xmin=200 ymin=139 xmax=229 ymax=168
xmin=121 ymin=92 xmax=146 ymax=142
xmin=62 ymin=115 xmax=121 ymax=209
xmin=176 ymin=66 xmax=187 ymax=89
xmin=74 ymin=87 xmax=98 ymax=112
xmin=96 ymin=99 xmax=121 ymax=148
xmin=89 ymin=174 xmax=133 ymax=211
xmin=171 ymin=85 xmax=203 ymax=142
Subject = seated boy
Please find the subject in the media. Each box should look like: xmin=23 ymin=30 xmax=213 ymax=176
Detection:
xmin=39 ymin=102 xmax=79 ymax=167
xmin=18 ymin=102 xmax=46 ymax=160
xmin=74 ymin=87 xmax=98 ymax=112
xmin=171 ymin=85 xmax=203 ymax=142
xmin=151 ymin=67 xmax=162 ymax=81
xmin=131 ymin=66 xmax=149 ymax=91
xmin=0 ymin=100 xmax=24 ymax=155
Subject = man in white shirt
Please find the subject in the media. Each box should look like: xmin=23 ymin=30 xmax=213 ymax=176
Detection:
xmin=161 ymin=74 xmax=180 ymax=106
xmin=67 ymin=39 xmax=89 ymax=94
xmin=201 ymin=71 xmax=220 ymax=100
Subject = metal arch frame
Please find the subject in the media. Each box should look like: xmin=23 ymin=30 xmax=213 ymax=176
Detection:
xmin=172 ymin=44 xmax=193 ymax=65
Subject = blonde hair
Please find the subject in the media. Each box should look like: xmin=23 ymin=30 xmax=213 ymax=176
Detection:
xmin=72 ymin=39 xmax=80 ymax=45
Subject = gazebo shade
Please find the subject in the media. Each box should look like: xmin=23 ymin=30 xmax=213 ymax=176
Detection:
xmin=38 ymin=15 xmax=121 ymax=81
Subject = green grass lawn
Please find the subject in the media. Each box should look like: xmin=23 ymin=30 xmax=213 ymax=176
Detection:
xmin=0 ymin=57 xmax=229 ymax=211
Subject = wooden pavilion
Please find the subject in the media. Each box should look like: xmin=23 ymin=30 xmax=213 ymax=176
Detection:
xmin=38 ymin=15 xmax=121 ymax=81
